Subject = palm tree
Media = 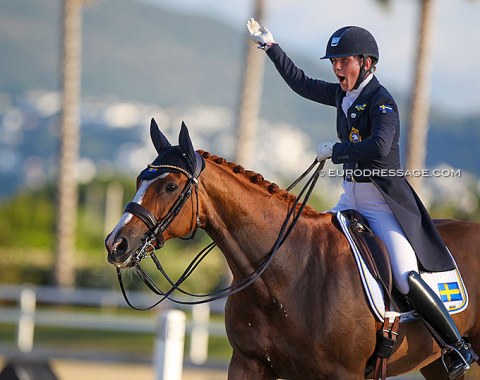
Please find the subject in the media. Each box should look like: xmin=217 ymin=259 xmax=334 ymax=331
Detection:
xmin=54 ymin=0 xmax=83 ymax=287
xmin=226 ymin=0 xmax=268 ymax=287
xmin=405 ymin=0 xmax=435 ymax=195
xmin=235 ymin=0 xmax=266 ymax=168
xmin=374 ymin=0 xmax=435 ymax=196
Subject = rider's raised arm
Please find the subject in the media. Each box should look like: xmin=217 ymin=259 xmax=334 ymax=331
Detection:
xmin=246 ymin=18 xmax=339 ymax=107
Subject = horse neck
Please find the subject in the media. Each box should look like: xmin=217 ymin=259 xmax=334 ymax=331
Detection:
xmin=197 ymin=156 xmax=321 ymax=280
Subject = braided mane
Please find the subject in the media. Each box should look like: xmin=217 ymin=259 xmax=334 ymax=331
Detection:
xmin=199 ymin=150 xmax=318 ymax=216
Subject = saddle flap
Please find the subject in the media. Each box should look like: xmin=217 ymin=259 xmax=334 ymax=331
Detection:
xmin=340 ymin=210 xmax=393 ymax=296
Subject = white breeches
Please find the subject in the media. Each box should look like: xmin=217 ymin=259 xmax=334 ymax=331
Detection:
xmin=331 ymin=180 xmax=419 ymax=294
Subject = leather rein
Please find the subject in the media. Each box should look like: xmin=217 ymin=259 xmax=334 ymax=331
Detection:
xmin=117 ymin=157 xmax=325 ymax=311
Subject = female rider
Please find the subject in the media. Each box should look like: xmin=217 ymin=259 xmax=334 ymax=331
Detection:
xmin=246 ymin=18 xmax=477 ymax=379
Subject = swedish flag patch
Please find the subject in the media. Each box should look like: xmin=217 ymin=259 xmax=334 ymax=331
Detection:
xmin=379 ymin=104 xmax=393 ymax=113
xmin=438 ymin=282 xmax=463 ymax=302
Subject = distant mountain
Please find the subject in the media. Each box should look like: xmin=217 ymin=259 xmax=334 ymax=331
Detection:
xmin=1 ymin=0 xmax=478 ymax=177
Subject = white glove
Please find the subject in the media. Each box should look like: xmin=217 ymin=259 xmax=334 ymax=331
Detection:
xmin=246 ymin=18 xmax=276 ymax=49
xmin=316 ymin=142 xmax=334 ymax=162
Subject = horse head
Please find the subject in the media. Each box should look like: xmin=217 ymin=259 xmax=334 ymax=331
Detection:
xmin=105 ymin=118 xmax=204 ymax=268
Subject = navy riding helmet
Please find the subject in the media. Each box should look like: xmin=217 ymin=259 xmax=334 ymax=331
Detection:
xmin=321 ymin=26 xmax=379 ymax=64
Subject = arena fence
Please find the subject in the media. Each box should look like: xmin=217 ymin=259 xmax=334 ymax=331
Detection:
xmin=0 ymin=284 xmax=227 ymax=380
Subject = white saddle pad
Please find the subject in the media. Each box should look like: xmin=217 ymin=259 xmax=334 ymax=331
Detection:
xmin=336 ymin=211 xmax=469 ymax=323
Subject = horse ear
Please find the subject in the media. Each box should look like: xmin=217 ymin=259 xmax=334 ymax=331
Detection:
xmin=178 ymin=121 xmax=196 ymax=167
xmin=150 ymin=118 xmax=171 ymax=154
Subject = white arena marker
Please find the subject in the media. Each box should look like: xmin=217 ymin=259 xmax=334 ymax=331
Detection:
xmin=17 ymin=287 xmax=36 ymax=353
xmin=154 ymin=309 xmax=186 ymax=380
xmin=189 ymin=303 xmax=210 ymax=365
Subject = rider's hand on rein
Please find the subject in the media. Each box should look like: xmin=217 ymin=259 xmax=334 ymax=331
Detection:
xmin=316 ymin=142 xmax=334 ymax=162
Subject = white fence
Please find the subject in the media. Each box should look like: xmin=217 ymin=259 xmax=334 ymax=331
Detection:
xmin=0 ymin=284 xmax=227 ymax=379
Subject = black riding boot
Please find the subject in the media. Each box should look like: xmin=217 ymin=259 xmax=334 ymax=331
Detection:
xmin=406 ymin=271 xmax=478 ymax=380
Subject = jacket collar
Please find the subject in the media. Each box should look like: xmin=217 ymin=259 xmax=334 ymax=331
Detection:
xmin=345 ymin=75 xmax=380 ymax=113
xmin=346 ymin=74 xmax=373 ymax=102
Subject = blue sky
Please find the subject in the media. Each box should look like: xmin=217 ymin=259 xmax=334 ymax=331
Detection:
xmin=143 ymin=0 xmax=480 ymax=116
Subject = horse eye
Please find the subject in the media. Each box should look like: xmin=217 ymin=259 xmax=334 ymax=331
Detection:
xmin=165 ymin=183 xmax=178 ymax=193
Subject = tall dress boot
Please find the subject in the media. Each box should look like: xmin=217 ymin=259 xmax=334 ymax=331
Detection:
xmin=406 ymin=271 xmax=478 ymax=380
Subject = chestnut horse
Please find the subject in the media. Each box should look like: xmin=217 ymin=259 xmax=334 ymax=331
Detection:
xmin=105 ymin=121 xmax=480 ymax=379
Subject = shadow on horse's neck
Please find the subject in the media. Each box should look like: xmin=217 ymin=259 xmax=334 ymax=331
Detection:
xmin=197 ymin=151 xmax=328 ymax=281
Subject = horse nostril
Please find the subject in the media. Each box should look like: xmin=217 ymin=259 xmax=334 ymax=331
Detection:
xmin=113 ymin=237 xmax=128 ymax=256
xmin=108 ymin=237 xmax=129 ymax=264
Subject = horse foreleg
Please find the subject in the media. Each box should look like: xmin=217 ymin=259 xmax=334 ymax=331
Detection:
xmin=228 ymin=351 xmax=276 ymax=380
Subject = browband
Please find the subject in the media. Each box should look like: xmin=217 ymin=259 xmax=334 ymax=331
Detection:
xmin=147 ymin=151 xmax=204 ymax=181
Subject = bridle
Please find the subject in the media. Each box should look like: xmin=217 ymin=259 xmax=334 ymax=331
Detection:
xmin=116 ymin=154 xmax=325 ymax=310
xmin=124 ymin=163 xmax=202 ymax=261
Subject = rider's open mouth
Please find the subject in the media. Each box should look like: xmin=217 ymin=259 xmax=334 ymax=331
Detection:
xmin=337 ymin=75 xmax=346 ymax=83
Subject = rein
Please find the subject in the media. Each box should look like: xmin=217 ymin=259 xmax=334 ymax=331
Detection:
xmin=117 ymin=159 xmax=325 ymax=310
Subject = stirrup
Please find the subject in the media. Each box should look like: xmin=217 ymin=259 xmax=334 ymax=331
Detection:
xmin=441 ymin=343 xmax=470 ymax=380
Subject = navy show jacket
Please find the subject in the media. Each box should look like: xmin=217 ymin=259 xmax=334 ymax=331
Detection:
xmin=266 ymin=44 xmax=454 ymax=272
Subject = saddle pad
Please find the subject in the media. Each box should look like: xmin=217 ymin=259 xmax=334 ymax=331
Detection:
xmin=336 ymin=211 xmax=469 ymax=323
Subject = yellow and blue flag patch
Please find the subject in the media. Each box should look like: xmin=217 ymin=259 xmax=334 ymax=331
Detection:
xmin=355 ymin=103 xmax=367 ymax=111
xmin=379 ymin=104 xmax=393 ymax=113
xmin=438 ymin=282 xmax=463 ymax=302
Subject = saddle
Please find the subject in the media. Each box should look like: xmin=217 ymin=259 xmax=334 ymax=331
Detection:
xmin=339 ymin=210 xmax=393 ymax=298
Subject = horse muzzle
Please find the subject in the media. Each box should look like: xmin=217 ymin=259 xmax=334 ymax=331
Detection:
xmin=106 ymin=235 xmax=136 ymax=268
xmin=106 ymin=232 xmax=165 ymax=268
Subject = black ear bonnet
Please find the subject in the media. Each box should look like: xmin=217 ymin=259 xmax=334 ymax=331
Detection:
xmin=138 ymin=119 xmax=205 ymax=181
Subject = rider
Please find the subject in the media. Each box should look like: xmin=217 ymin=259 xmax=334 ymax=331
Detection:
xmin=246 ymin=18 xmax=477 ymax=379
